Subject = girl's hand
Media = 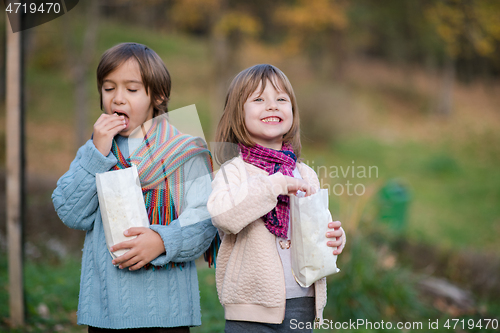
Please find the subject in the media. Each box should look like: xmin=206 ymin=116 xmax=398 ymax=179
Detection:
xmin=110 ymin=227 xmax=165 ymax=271
xmin=93 ymin=113 xmax=126 ymax=156
xmin=326 ymin=221 xmax=345 ymax=255
xmin=284 ymin=176 xmax=315 ymax=197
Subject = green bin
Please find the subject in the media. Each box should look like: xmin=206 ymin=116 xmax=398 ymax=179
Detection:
xmin=376 ymin=180 xmax=410 ymax=232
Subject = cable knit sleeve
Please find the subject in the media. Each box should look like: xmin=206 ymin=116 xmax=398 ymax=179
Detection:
xmin=207 ymin=157 xmax=289 ymax=235
xmin=149 ymin=154 xmax=216 ymax=265
xmin=52 ymin=140 xmax=118 ymax=231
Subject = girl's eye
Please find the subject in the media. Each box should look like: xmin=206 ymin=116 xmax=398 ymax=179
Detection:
xmin=128 ymin=89 xmax=138 ymax=92
xmin=104 ymin=88 xmax=114 ymax=92
xmin=254 ymin=97 xmax=263 ymax=102
xmin=278 ymin=98 xmax=288 ymax=102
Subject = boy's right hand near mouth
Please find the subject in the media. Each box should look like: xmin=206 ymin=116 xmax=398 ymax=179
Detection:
xmin=93 ymin=113 xmax=126 ymax=156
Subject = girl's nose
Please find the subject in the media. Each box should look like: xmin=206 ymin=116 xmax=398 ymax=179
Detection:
xmin=266 ymin=100 xmax=278 ymax=111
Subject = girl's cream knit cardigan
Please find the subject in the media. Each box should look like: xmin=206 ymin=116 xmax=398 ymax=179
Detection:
xmin=207 ymin=156 xmax=328 ymax=324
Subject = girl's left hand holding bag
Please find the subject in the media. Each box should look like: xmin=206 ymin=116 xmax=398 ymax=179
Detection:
xmin=326 ymin=221 xmax=346 ymax=255
xmin=110 ymin=227 xmax=165 ymax=270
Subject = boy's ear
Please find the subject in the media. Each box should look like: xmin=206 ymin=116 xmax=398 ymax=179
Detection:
xmin=154 ymin=96 xmax=167 ymax=107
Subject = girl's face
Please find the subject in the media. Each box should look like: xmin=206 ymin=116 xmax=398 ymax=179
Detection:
xmin=243 ymin=79 xmax=293 ymax=150
xmin=101 ymin=58 xmax=154 ymax=137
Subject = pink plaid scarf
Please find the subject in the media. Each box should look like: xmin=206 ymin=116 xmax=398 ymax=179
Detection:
xmin=239 ymin=142 xmax=297 ymax=238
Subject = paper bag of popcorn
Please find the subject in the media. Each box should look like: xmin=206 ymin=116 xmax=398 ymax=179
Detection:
xmin=96 ymin=165 xmax=149 ymax=259
xmin=290 ymin=189 xmax=340 ymax=287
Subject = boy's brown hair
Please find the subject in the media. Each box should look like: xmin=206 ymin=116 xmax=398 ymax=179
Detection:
xmin=97 ymin=42 xmax=171 ymax=116
xmin=214 ymin=64 xmax=301 ymax=165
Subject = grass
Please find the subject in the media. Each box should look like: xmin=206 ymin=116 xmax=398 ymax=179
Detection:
xmin=3 ymin=236 xmax=498 ymax=332
xmin=0 ymin=254 xmax=85 ymax=333
xmin=0 ymin=252 xmax=224 ymax=332
xmin=302 ymin=134 xmax=500 ymax=254
xmin=323 ymin=234 xmax=435 ymax=332
xmin=191 ymin=267 xmax=225 ymax=333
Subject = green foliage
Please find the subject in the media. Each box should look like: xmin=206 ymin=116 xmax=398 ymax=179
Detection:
xmin=324 ymin=234 xmax=435 ymax=332
xmin=192 ymin=267 xmax=225 ymax=333
xmin=0 ymin=255 xmax=8 ymax=323
xmin=425 ymin=0 xmax=500 ymax=59
xmin=0 ymin=253 xmax=83 ymax=332
xmin=348 ymin=0 xmax=445 ymax=64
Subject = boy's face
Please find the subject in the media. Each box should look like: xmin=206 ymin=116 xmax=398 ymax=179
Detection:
xmin=101 ymin=59 xmax=154 ymax=137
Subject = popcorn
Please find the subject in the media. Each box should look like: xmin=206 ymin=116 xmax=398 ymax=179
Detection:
xmin=290 ymin=189 xmax=340 ymax=287
xmin=96 ymin=165 xmax=150 ymax=259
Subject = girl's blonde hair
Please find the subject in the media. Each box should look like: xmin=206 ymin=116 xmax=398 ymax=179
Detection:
xmin=214 ymin=64 xmax=301 ymax=165
xmin=97 ymin=42 xmax=171 ymax=117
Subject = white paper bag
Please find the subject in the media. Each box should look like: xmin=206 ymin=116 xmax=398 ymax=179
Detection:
xmin=96 ymin=165 xmax=150 ymax=259
xmin=290 ymin=189 xmax=340 ymax=287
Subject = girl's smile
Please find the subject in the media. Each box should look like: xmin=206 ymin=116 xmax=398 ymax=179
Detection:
xmin=243 ymin=79 xmax=293 ymax=150
xmin=261 ymin=116 xmax=282 ymax=123
xmin=101 ymin=59 xmax=154 ymax=137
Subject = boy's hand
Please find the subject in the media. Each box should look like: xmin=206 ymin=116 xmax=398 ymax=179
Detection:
xmin=93 ymin=113 xmax=126 ymax=156
xmin=284 ymin=176 xmax=315 ymax=197
xmin=326 ymin=221 xmax=345 ymax=255
xmin=110 ymin=227 xmax=165 ymax=271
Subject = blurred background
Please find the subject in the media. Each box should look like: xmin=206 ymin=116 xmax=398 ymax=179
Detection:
xmin=1 ymin=0 xmax=500 ymax=332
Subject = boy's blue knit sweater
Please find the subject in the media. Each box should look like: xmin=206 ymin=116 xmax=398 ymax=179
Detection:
xmin=52 ymin=137 xmax=216 ymax=329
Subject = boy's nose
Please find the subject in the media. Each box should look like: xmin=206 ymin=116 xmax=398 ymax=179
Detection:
xmin=113 ymin=89 xmax=126 ymax=104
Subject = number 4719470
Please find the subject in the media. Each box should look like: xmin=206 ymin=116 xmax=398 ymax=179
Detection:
xmin=5 ymin=2 xmax=61 ymax=14
xmin=444 ymin=318 xmax=498 ymax=330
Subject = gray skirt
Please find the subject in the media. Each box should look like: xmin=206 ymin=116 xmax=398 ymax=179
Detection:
xmin=225 ymin=297 xmax=315 ymax=333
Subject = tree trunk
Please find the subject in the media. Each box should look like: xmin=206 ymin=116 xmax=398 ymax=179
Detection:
xmin=65 ymin=0 xmax=100 ymax=149
xmin=208 ymin=0 xmax=231 ymax=137
xmin=437 ymin=56 xmax=455 ymax=116
xmin=329 ymin=29 xmax=346 ymax=81
xmin=0 ymin=13 xmax=6 ymax=102
xmin=6 ymin=22 xmax=25 ymax=327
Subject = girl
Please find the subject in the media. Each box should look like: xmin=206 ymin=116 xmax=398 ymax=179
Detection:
xmin=52 ymin=43 xmax=216 ymax=332
xmin=207 ymin=64 xmax=346 ymax=332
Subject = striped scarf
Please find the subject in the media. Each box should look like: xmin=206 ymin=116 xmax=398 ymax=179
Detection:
xmin=111 ymin=115 xmax=218 ymax=267
xmin=238 ymin=142 xmax=297 ymax=238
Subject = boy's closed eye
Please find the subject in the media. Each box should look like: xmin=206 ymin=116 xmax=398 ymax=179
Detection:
xmin=103 ymin=87 xmax=138 ymax=92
